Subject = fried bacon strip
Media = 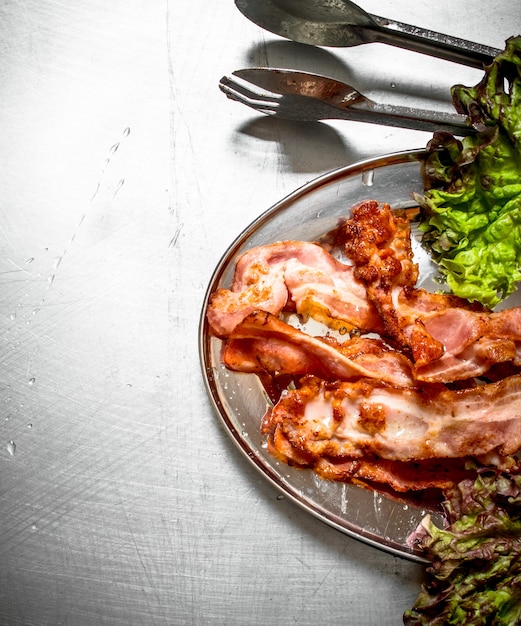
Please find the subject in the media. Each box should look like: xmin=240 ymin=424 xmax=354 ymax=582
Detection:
xmin=208 ymin=209 xmax=521 ymax=381
xmin=341 ymin=198 xmax=419 ymax=290
xmin=340 ymin=201 xmax=521 ymax=381
xmin=265 ymin=375 xmax=521 ymax=466
xmin=207 ymin=241 xmax=382 ymax=338
xmin=411 ymin=299 xmax=521 ymax=381
xmin=340 ymin=200 xmax=480 ymax=365
xmin=312 ymin=456 xmax=477 ymax=494
xmin=208 ymin=200 xmax=521 ymax=494
xmin=265 ymin=404 xmax=479 ymax=493
xmin=223 ymin=310 xmax=415 ymax=387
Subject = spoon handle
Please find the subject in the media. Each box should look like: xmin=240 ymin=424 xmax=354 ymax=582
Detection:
xmin=368 ymin=15 xmax=500 ymax=68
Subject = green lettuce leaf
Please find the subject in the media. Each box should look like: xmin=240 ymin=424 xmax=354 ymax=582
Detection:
xmin=404 ymin=469 xmax=521 ymax=625
xmin=418 ymin=37 xmax=521 ymax=308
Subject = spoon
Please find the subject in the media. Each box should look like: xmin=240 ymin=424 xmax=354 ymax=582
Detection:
xmin=235 ymin=0 xmax=501 ymax=68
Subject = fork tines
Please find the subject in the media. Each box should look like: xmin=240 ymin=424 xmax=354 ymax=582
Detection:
xmin=219 ymin=75 xmax=280 ymax=117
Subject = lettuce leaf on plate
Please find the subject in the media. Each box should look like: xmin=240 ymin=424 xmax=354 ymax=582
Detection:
xmin=404 ymin=469 xmax=521 ymax=625
xmin=418 ymin=36 xmax=521 ymax=308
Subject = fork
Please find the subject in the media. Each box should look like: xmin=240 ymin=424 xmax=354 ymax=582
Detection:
xmin=219 ymin=68 xmax=476 ymax=135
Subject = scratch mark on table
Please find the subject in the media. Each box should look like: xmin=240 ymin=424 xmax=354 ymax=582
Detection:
xmin=293 ymin=542 xmax=349 ymax=623
xmin=45 ymin=127 xmax=131 ymax=295
xmin=112 ymin=178 xmax=125 ymax=198
xmin=168 ymin=222 xmax=184 ymax=249
xmin=165 ymin=0 xmax=183 ymax=230
xmin=116 ymin=481 xmax=163 ymax=615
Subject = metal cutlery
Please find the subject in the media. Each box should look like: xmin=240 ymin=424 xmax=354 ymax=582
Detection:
xmin=219 ymin=68 xmax=476 ymax=135
xmin=235 ymin=0 xmax=500 ymax=68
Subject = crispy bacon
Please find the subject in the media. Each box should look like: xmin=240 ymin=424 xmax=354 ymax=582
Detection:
xmin=264 ymin=380 xmax=516 ymax=493
xmin=207 ymin=241 xmax=382 ymax=337
xmin=312 ymin=456 xmax=476 ymax=494
xmin=208 ymin=199 xmax=521 ymax=495
xmin=208 ymin=214 xmax=521 ymax=382
xmin=341 ymin=201 xmax=521 ymax=381
xmin=223 ymin=310 xmax=415 ymax=387
xmin=340 ymin=201 xmax=479 ymax=364
xmin=265 ymin=375 xmax=521 ymax=469
xmin=392 ymin=289 xmax=521 ymax=381
xmin=341 ymin=198 xmax=419 ymax=289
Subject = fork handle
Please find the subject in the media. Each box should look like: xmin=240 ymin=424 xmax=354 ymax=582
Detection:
xmin=367 ymin=15 xmax=500 ymax=68
xmin=343 ymin=101 xmax=476 ymax=135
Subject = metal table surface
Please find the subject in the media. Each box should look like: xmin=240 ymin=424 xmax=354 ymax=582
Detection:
xmin=0 ymin=1 xmax=519 ymax=624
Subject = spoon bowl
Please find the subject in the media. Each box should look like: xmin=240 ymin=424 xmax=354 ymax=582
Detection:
xmin=236 ymin=0 xmax=375 ymax=47
xmin=235 ymin=0 xmax=500 ymax=68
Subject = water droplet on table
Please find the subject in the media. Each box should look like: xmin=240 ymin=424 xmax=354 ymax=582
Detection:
xmin=6 ymin=440 xmax=16 ymax=456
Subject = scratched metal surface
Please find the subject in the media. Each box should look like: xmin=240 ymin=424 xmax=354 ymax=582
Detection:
xmin=0 ymin=1 xmax=519 ymax=624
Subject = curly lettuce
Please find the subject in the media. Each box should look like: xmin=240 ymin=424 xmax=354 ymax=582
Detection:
xmin=404 ymin=468 xmax=521 ymax=625
xmin=418 ymin=36 xmax=521 ymax=308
